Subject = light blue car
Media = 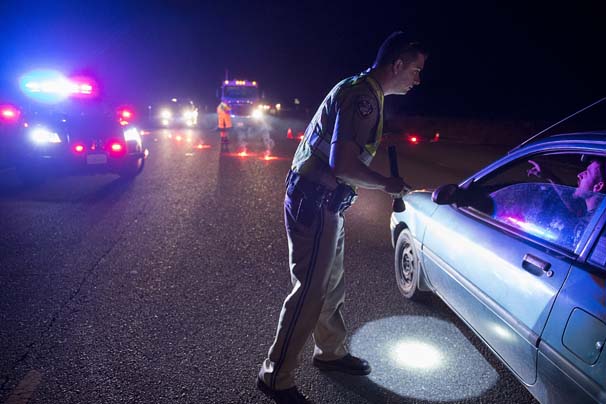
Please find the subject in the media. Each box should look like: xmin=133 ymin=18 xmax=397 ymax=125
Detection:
xmin=390 ymin=132 xmax=606 ymax=403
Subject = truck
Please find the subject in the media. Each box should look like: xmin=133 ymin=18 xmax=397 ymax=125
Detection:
xmin=220 ymin=79 xmax=265 ymax=128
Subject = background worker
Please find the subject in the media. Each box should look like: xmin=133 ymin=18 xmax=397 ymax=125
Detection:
xmin=257 ymin=32 xmax=428 ymax=404
xmin=216 ymin=101 xmax=232 ymax=144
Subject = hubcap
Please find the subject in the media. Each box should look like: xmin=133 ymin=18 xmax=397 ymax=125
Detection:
xmin=399 ymin=242 xmax=415 ymax=291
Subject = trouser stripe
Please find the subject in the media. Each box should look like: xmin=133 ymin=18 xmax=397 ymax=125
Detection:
xmin=270 ymin=206 xmax=324 ymax=390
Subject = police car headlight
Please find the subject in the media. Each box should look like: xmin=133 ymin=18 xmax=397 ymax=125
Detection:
xmin=252 ymin=109 xmax=264 ymax=120
xmin=124 ymin=127 xmax=141 ymax=142
xmin=30 ymin=127 xmax=61 ymax=144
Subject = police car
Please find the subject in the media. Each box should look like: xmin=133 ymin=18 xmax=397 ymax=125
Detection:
xmin=5 ymin=70 xmax=146 ymax=185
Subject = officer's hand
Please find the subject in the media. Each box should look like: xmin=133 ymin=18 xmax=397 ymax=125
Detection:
xmin=384 ymin=176 xmax=411 ymax=198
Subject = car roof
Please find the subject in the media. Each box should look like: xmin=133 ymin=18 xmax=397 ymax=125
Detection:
xmin=515 ymin=131 xmax=606 ymax=153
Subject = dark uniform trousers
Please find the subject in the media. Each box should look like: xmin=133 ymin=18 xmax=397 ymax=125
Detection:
xmin=259 ymin=176 xmax=352 ymax=390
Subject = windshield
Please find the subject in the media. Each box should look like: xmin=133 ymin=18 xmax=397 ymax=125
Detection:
xmin=223 ymin=86 xmax=259 ymax=100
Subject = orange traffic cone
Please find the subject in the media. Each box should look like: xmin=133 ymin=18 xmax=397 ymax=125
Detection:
xmin=287 ymin=128 xmax=294 ymax=139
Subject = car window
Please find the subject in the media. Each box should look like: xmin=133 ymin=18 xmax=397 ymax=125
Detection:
xmin=468 ymin=153 xmax=606 ymax=252
xmin=589 ymin=227 xmax=606 ymax=269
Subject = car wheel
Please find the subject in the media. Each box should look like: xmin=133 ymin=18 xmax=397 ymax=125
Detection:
xmin=394 ymin=228 xmax=424 ymax=300
xmin=119 ymin=157 xmax=144 ymax=178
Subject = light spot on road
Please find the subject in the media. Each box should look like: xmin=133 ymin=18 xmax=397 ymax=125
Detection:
xmin=350 ymin=316 xmax=499 ymax=401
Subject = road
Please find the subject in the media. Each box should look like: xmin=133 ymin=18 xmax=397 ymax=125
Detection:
xmin=0 ymin=117 xmax=535 ymax=404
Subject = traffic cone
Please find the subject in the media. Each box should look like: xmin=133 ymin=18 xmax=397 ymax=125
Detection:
xmin=287 ymin=128 xmax=294 ymax=139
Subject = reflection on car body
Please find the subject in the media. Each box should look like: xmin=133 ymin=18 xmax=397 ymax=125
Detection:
xmin=390 ymin=132 xmax=606 ymax=403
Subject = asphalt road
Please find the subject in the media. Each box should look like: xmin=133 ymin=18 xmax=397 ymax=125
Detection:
xmin=0 ymin=118 xmax=536 ymax=404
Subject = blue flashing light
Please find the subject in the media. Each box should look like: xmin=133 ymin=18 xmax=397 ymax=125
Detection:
xmin=19 ymin=69 xmax=70 ymax=104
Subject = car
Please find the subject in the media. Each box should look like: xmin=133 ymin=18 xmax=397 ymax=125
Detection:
xmin=155 ymin=98 xmax=198 ymax=128
xmin=12 ymin=102 xmax=146 ymax=185
xmin=390 ymin=131 xmax=606 ymax=403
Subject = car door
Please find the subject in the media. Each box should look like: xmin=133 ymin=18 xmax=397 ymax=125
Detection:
xmin=421 ymin=151 xmax=598 ymax=385
xmin=535 ymin=208 xmax=606 ymax=403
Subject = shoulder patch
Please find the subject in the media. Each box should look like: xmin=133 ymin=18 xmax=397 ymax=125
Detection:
xmin=356 ymin=95 xmax=374 ymax=119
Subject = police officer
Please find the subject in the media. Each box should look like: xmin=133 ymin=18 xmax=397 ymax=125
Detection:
xmin=257 ymin=32 xmax=427 ymax=404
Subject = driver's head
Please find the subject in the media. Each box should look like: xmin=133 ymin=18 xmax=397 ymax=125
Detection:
xmin=574 ymin=158 xmax=605 ymax=198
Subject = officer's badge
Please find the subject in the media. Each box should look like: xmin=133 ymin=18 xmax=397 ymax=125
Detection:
xmin=357 ymin=96 xmax=374 ymax=118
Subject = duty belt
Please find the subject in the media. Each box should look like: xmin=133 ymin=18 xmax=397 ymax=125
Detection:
xmin=286 ymin=170 xmax=357 ymax=213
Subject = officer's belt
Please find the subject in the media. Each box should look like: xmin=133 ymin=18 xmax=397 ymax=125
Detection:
xmin=286 ymin=170 xmax=357 ymax=213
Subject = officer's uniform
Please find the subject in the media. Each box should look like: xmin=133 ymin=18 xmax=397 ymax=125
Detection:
xmin=259 ymin=72 xmax=384 ymax=390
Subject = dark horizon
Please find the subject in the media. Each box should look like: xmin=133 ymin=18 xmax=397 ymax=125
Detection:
xmin=1 ymin=1 xmax=604 ymax=121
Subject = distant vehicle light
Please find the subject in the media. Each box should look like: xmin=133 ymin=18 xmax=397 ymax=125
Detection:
xmin=275 ymin=103 xmax=281 ymax=111
xmin=182 ymin=110 xmax=193 ymax=119
xmin=252 ymin=109 xmax=263 ymax=120
xmin=407 ymin=134 xmax=419 ymax=144
xmin=224 ymin=80 xmax=229 ymax=85
xmin=0 ymin=104 xmax=21 ymax=122
xmin=171 ymin=98 xmax=178 ymax=103
xmin=252 ymin=81 xmax=257 ymax=86
xmin=161 ymin=119 xmax=169 ymax=126
xmin=160 ymin=109 xmax=172 ymax=119
xmin=124 ymin=128 xmax=141 ymax=142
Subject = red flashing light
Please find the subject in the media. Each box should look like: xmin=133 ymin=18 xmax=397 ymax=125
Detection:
xmin=407 ymin=134 xmax=419 ymax=144
xmin=0 ymin=104 xmax=21 ymax=123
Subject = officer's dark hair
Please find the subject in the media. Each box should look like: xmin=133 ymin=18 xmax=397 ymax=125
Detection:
xmin=373 ymin=31 xmax=428 ymax=68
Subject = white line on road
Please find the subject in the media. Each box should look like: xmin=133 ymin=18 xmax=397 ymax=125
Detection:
xmin=4 ymin=370 xmax=42 ymax=404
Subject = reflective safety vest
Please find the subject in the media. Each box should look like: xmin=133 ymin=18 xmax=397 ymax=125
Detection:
xmin=217 ymin=102 xmax=232 ymax=128
xmin=306 ymin=74 xmax=384 ymax=167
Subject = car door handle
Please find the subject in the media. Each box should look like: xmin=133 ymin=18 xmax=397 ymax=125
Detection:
xmin=522 ymin=254 xmax=553 ymax=277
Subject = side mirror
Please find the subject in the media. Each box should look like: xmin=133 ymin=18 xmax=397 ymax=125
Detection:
xmin=432 ymin=184 xmax=459 ymax=205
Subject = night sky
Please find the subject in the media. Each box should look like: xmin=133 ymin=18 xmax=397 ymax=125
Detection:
xmin=1 ymin=1 xmax=604 ymax=120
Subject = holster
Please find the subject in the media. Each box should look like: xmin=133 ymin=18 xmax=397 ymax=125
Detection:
xmin=285 ymin=170 xmax=357 ymax=216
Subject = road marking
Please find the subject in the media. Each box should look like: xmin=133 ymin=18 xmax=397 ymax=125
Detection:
xmin=4 ymin=370 xmax=42 ymax=404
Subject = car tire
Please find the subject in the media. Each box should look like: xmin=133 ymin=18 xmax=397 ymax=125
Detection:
xmin=119 ymin=157 xmax=144 ymax=178
xmin=394 ymin=228 xmax=425 ymax=300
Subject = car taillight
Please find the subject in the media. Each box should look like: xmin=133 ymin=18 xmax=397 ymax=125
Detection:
xmin=73 ymin=144 xmax=85 ymax=153
xmin=107 ymin=140 xmax=126 ymax=156
xmin=0 ymin=104 xmax=21 ymax=123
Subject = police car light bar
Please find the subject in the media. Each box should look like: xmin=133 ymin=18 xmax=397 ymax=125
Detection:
xmin=19 ymin=69 xmax=97 ymax=103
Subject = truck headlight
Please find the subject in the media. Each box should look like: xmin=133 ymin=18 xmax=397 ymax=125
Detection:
xmin=30 ymin=127 xmax=61 ymax=144
xmin=160 ymin=109 xmax=172 ymax=119
xmin=252 ymin=109 xmax=264 ymax=120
